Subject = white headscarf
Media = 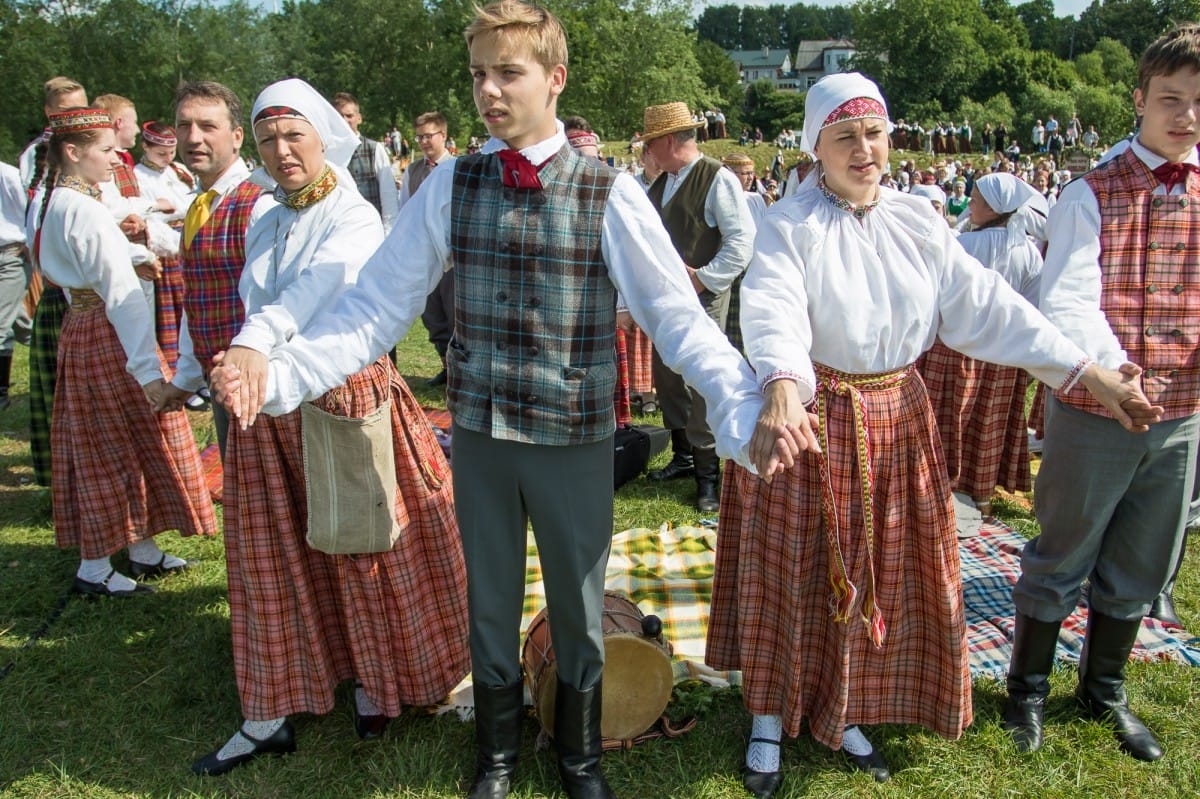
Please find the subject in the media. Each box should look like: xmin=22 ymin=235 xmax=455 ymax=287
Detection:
xmin=973 ymin=172 xmax=1048 ymax=247
xmin=800 ymin=72 xmax=894 ymax=156
xmin=250 ymin=78 xmax=359 ymax=170
xmin=910 ymin=183 xmax=946 ymax=207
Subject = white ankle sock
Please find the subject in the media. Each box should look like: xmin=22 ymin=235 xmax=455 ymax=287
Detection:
xmin=127 ymin=539 xmax=186 ymax=569
xmin=355 ymin=685 xmax=383 ymax=717
xmin=746 ymin=714 xmax=783 ymax=773
xmin=841 ymin=725 xmax=873 ymax=756
xmin=77 ymin=558 xmax=136 ymax=592
xmin=216 ymin=718 xmax=287 ymax=760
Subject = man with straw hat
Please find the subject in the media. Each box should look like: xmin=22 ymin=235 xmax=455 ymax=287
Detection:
xmin=641 ymin=100 xmax=754 ymax=513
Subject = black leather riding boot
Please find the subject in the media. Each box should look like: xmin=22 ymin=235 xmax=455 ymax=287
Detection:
xmin=554 ymin=680 xmax=616 ymax=799
xmin=1076 ymin=611 xmax=1163 ymax=762
xmin=467 ymin=681 xmax=525 ymax=799
xmin=1003 ymin=613 xmax=1062 ymax=753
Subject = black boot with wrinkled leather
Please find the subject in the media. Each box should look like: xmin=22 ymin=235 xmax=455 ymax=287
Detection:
xmin=554 ymin=680 xmax=617 ymax=799
xmin=1076 ymin=612 xmax=1163 ymax=762
xmin=1003 ymin=613 xmax=1062 ymax=753
xmin=466 ymin=681 xmax=525 ymax=798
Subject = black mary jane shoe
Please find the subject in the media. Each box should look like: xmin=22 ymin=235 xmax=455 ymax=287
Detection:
xmin=742 ymin=768 xmax=782 ymax=799
xmin=846 ymin=747 xmax=890 ymax=783
xmin=354 ymin=707 xmax=391 ymax=741
xmin=192 ymin=720 xmax=297 ymax=776
xmin=129 ymin=555 xmax=193 ymax=580
xmin=72 ymin=571 xmax=156 ymax=598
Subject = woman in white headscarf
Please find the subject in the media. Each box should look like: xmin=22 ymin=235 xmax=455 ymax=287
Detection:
xmin=705 ymin=73 xmax=1158 ymax=797
xmin=191 ymin=79 xmax=469 ymax=776
xmin=919 ymin=173 xmax=1047 ymax=516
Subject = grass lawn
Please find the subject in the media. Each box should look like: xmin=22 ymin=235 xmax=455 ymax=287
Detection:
xmin=1 ymin=326 xmax=1199 ymax=798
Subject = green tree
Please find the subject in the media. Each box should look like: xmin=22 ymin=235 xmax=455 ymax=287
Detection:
xmin=696 ymin=3 xmax=741 ymax=50
xmin=694 ymin=38 xmax=742 ymax=117
xmin=1071 ymin=82 xmax=1134 ymax=146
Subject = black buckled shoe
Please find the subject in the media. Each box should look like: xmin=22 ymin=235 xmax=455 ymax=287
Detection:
xmin=72 ymin=571 xmax=156 ymax=598
xmin=648 ymin=454 xmax=694 ymax=481
xmin=192 ymin=720 xmax=297 ymax=776
xmin=129 ymin=555 xmax=193 ymax=581
xmin=742 ymin=768 xmax=782 ymax=799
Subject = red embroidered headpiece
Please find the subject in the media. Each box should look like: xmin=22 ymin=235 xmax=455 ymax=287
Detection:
xmin=821 ymin=97 xmax=888 ymax=130
xmin=566 ymin=129 xmax=600 ymax=151
xmin=253 ymin=105 xmax=307 ymax=125
xmin=141 ymin=121 xmax=176 ymax=147
xmin=49 ymin=109 xmax=112 ymax=134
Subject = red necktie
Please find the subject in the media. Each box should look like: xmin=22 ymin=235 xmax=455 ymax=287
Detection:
xmin=426 ymin=159 xmax=437 ymax=170
xmin=497 ymin=149 xmax=542 ymax=190
xmin=1151 ymin=161 xmax=1199 ymax=193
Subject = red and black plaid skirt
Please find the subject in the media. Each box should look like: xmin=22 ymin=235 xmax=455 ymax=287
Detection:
xmin=918 ymin=339 xmax=1031 ymax=502
xmin=707 ymin=370 xmax=972 ymax=749
xmin=51 ymin=302 xmax=216 ymax=559
xmin=223 ymin=357 xmax=469 ymax=720
xmin=625 ymin=325 xmax=655 ymax=396
xmin=154 ymin=255 xmax=184 ymax=370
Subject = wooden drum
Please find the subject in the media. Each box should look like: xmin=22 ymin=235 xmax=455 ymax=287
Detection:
xmin=522 ymin=590 xmax=673 ymax=741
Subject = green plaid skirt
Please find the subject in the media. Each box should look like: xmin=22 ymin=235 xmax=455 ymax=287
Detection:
xmin=29 ymin=286 xmax=66 ymax=487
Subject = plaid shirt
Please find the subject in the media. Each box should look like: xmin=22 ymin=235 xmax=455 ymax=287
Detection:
xmin=447 ymin=145 xmax=618 ymax=446
xmin=1055 ymin=148 xmax=1200 ymax=420
xmin=180 ymin=180 xmax=263 ymax=372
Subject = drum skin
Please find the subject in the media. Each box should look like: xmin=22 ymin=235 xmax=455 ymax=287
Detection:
xmin=522 ymin=591 xmax=674 ymax=741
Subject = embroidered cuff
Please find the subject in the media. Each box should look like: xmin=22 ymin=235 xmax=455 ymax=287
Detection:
xmin=760 ymin=370 xmax=805 ymax=393
xmin=1059 ymin=357 xmax=1092 ymax=393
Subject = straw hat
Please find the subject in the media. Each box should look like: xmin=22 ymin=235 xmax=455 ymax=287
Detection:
xmin=641 ymin=102 xmax=703 ymax=142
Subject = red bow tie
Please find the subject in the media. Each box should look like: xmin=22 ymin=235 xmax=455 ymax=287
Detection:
xmin=1151 ymin=160 xmax=1199 ymax=193
xmin=497 ymin=149 xmax=543 ymax=190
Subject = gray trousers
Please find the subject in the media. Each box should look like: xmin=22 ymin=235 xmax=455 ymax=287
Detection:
xmin=1014 ymin=396 xmax=1200 ymax=622
xmin=0 ymin=246 xmax=31 ymax=353
xmin=650 ymin=287 xmax=729 ymax=452
xmin=451 ymin=424 xmax=613 ymax=690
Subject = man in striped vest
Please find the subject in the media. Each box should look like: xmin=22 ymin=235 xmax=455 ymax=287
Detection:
xmin=333 ymin=91 xmax=399 ymax=230
xmin=1005 ymin=23 xmax=1200 ymax=763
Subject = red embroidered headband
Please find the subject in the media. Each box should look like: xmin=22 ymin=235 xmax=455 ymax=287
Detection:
xmin=253 ymin=105 xmax=307 ymax=125
xmin=821 ymin=97 xmax=888 ymax=130
xmin=141 ymin=121 xmax=176 ymax=147
xmin=567 ymin=129 xmax=600 ymax=151
xmin=49 ymin=109 xmax=113 ymax=134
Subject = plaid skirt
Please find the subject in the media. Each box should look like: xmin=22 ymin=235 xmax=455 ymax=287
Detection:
xmin=223 ymin=357 xmax=469 ymax=719
xmin=1028 ymin=382 xmax=1047 ymax=439
xmin=918 ymin=339 xmax=1031 ymax=502
xmin=625 ymin=325 xmax=655 ymax=396
xmin=51 ymin=303 xmax=217 ymax=558
xmin=706 ymin=369 xmax=972 ymax=749
xmin=154 ymin=256 xmax=183 ymax=370
xmin=29 ymin=286 xmax=67 ymax=487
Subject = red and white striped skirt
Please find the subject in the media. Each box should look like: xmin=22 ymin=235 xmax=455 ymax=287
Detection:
xmin=918 ymin=339 xmax=1031 ymax=502
xmin=51 ymin=298 xmax=216 ymax=559
xmin=707 ymin=367 xmax=971 ymax=749
xmin=223 ymin=357 xmax=470 ymax=720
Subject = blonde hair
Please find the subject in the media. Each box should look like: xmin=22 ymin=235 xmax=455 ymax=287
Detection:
xmin=43 ymin=76 xmax=85 ymax=107
xmin=464 ymin=0 xmax=568 ymax=71
xmin=92 ymin=93 xmax=135 ymax=114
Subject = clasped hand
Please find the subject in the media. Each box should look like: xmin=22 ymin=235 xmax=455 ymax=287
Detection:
xmin=209 ymin=346 xmax=269 ymax=429
xmin=748 ymin=379 xmax=822 ymax=483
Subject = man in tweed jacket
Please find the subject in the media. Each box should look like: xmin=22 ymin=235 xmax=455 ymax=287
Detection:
xmin=210 ymin=3 xmax=774 ymax=797
xmin=1004 ymin=24 xmax=1200 ymax=763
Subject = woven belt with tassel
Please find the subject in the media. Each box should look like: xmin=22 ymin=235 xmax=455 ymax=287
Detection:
xmin=813 ymin=362 xmax=914 ymax=648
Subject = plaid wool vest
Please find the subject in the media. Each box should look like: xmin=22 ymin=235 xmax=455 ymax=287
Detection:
xmin=180 ymin=180 xmax=264 ymax=373
xmin=1054 ymin=148 xmax=1200 ymax=420
xmin=448 ymin=145 xmax=618 ymax=445
xmin=348 ymin=136 xmax=382 ymax=213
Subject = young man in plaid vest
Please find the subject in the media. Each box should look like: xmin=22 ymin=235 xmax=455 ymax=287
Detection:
xmin=333 ymin=91 xmax=399 ymax=230
xmin=1005 ymin=24 xmax=1200 ymax=762
xmin=210 ymin=3 xmax=771 ymax=796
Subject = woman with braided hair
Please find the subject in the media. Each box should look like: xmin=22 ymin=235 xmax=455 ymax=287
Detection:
xmin=27 ymin=107 xmax=215 ymax=597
